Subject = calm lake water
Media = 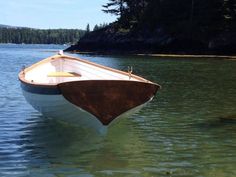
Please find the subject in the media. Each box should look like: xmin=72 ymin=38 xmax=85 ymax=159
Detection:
xmin=0 ymin=44 xmax=235 ymax=177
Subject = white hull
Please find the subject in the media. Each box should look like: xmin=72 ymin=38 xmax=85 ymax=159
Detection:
xmin=22 ymin=90 xmax=105 ymax=131
xmin=22 ymin=89 xmax=148 ymax=131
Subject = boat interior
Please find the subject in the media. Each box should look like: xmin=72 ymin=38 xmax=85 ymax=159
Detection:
xmin=23 ymin=55 xmax=145 ymax=84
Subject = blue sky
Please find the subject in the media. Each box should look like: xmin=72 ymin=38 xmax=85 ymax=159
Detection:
xmin=0 ymin=0 xmax=117 ymax=29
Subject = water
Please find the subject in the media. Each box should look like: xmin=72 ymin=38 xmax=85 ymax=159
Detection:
xmin=0 ymin=44 xmax=236 ymax=177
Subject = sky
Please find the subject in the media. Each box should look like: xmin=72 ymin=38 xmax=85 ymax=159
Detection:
xmin=0 ymin=0 xmax=117 ymax=30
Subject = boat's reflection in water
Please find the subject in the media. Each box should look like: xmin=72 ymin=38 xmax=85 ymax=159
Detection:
xmin=20 ymin=112 xmax=144 ymax=176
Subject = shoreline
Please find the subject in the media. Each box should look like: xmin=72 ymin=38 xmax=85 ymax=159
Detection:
xmin=137 ymin=53 xmax=236 ymax=59
xmin=65 ymin=50 xmax=236 ymax=60
xmin=1 ymin=43 xmax=235 ymax=60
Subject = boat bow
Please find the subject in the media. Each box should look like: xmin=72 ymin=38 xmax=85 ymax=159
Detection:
xmin=58 ymin=80 xmax=160 ymax=125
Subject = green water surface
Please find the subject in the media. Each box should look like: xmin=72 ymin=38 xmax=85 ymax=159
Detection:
xmin=0 ymin=44 xmax=235 ymax=177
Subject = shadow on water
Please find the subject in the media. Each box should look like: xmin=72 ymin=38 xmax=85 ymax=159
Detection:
xmin=188 ymin=114 xmax=236 ymax=147
xmin=193 ymin=114 xmax=236 ymax=130
xmin=219 ymin=114 xmax=236 ymax=122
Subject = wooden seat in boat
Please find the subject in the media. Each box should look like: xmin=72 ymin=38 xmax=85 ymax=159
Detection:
xmin=47 ymin=72 xmax=81 ymax=77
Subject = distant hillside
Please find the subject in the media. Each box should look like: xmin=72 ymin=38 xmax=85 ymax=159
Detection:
xmin=0 ymin=24 xmax=14 ymax=28
xmin=0 ymin=24 xmax=85 ymax=44
xmin=66 ymin=0 xmax=236 ymax=55
xmin=0 ymin=24 xmax=26 ymax=29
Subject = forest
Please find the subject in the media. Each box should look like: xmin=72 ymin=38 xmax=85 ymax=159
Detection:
xmin=102 ymin=0 xmax=236 ymax=34
xmin=67 ymin=0 xmax=236 ymax=54
xmin=0 ymin=28 xmax=85 ymax=44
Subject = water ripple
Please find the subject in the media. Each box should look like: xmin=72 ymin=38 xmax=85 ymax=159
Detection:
xmin=0 ymin=44 xmax=236 ymax=177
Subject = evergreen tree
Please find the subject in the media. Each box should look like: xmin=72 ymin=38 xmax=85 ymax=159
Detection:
xmin=86 ymin=24 xmax=90 ymax=33
xmin=93 ymin=25 xmax=99 ymax=31
xmin=93 ymin=23 xmax=109 ymax=31
xmin=102 ymin=0 xmax=125 ymax=16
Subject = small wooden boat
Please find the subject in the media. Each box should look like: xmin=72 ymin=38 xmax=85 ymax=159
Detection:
xmin=19 ymin=52 xmax=160 ymax=129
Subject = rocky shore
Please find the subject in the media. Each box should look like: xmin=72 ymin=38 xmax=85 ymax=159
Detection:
xmin=65 ymin=24 xmax=236 ymax=56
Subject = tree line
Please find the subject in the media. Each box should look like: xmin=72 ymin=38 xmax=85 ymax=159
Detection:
xmin=85 ymin=23 xmax=109 ymax=33
xmin=0 ymin=28 xmax=85 ymax=44
xmin=103 ymin=0 xmax=236 ymax=38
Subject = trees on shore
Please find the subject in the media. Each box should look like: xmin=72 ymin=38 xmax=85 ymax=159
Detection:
xmin=0 ymin=28 xmax=85 ymax=44
xmin=102 ymin=0 xmax=236 ymax=37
